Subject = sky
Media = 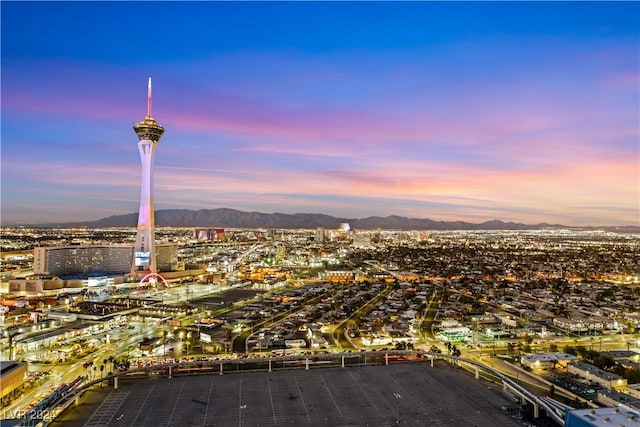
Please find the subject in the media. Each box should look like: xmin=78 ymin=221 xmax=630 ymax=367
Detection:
xmin=1 ymin=1 xmax=639 ymax=227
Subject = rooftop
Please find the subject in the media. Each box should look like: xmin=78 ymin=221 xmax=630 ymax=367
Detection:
xmin=567 ymin=407 xmax=640 ymax=427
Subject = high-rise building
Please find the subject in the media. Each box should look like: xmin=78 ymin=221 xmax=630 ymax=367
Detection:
xmin=195 ymin=228 xmax=226 ymax=242
xmin=34 ymin=245 xmax=133 ymax=277
xmin=131 ymin=78 xmax=165 ymax=279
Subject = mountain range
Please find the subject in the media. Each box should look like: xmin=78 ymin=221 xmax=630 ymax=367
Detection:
xmin=38 ymin=208 xmax=639 ymax=232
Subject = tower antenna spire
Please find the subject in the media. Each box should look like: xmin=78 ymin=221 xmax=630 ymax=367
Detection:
xmin=147 ymin=77 xmax=152 ymax=117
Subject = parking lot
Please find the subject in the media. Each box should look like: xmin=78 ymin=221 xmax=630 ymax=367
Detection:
xmin=52 ymin=361 xmax=524 ymax=426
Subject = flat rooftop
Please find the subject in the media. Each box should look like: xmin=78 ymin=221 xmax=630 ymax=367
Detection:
xmin=566 ymin=406 xmax=640 ymax=426
xmin=521 ymin=352 xmax=577 ymax=362
xmin=52 ymin=361 xmax=523 ymax=426
xmin=0 ymin=361 xmax=27 ymax=376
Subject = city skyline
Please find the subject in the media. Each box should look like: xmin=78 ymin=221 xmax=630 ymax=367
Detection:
xmin=1 ymin=2 xmax=638 ymax=227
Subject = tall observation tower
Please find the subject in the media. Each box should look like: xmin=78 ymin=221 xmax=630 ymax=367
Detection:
xmin=131 ymin=78 xmax=165 ymax=279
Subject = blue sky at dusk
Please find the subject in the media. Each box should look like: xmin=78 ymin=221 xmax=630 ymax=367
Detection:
xmin=1 ymin=1 xmax=638 ymax=226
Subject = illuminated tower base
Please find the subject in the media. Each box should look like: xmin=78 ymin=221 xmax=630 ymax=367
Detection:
xmin=131 ymin=78 xmax=165 ymax=279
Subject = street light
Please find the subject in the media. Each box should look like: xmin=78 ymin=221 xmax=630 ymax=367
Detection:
xmin=239 ymin=404 xmax=247 ymax=427
xmin=393 ymin=393 xmax=401 ymax=424
xmin=163 ymin=330 xmax=168 ymax=358
xmin=6 ymin=332 xmax=25 ymax=360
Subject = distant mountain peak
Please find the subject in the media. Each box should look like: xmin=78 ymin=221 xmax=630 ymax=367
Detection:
xmin=29 ymin=208 xmax=638 ymax=232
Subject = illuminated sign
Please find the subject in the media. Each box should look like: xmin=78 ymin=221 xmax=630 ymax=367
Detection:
xmin=135 ymin=251 xmax=151 ymax=266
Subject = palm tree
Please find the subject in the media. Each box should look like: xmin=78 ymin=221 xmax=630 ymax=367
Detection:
xmin=85 ymin=361 xmax=94 ymax=380
xmin=451 ymin=345 xmax=461 ymax=358
xmin=100 ymin=360 xmax=106 ymax=386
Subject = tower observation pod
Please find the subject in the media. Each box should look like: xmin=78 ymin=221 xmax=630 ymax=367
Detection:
xmin=131 ymin=78 xmax=165 ymax=279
